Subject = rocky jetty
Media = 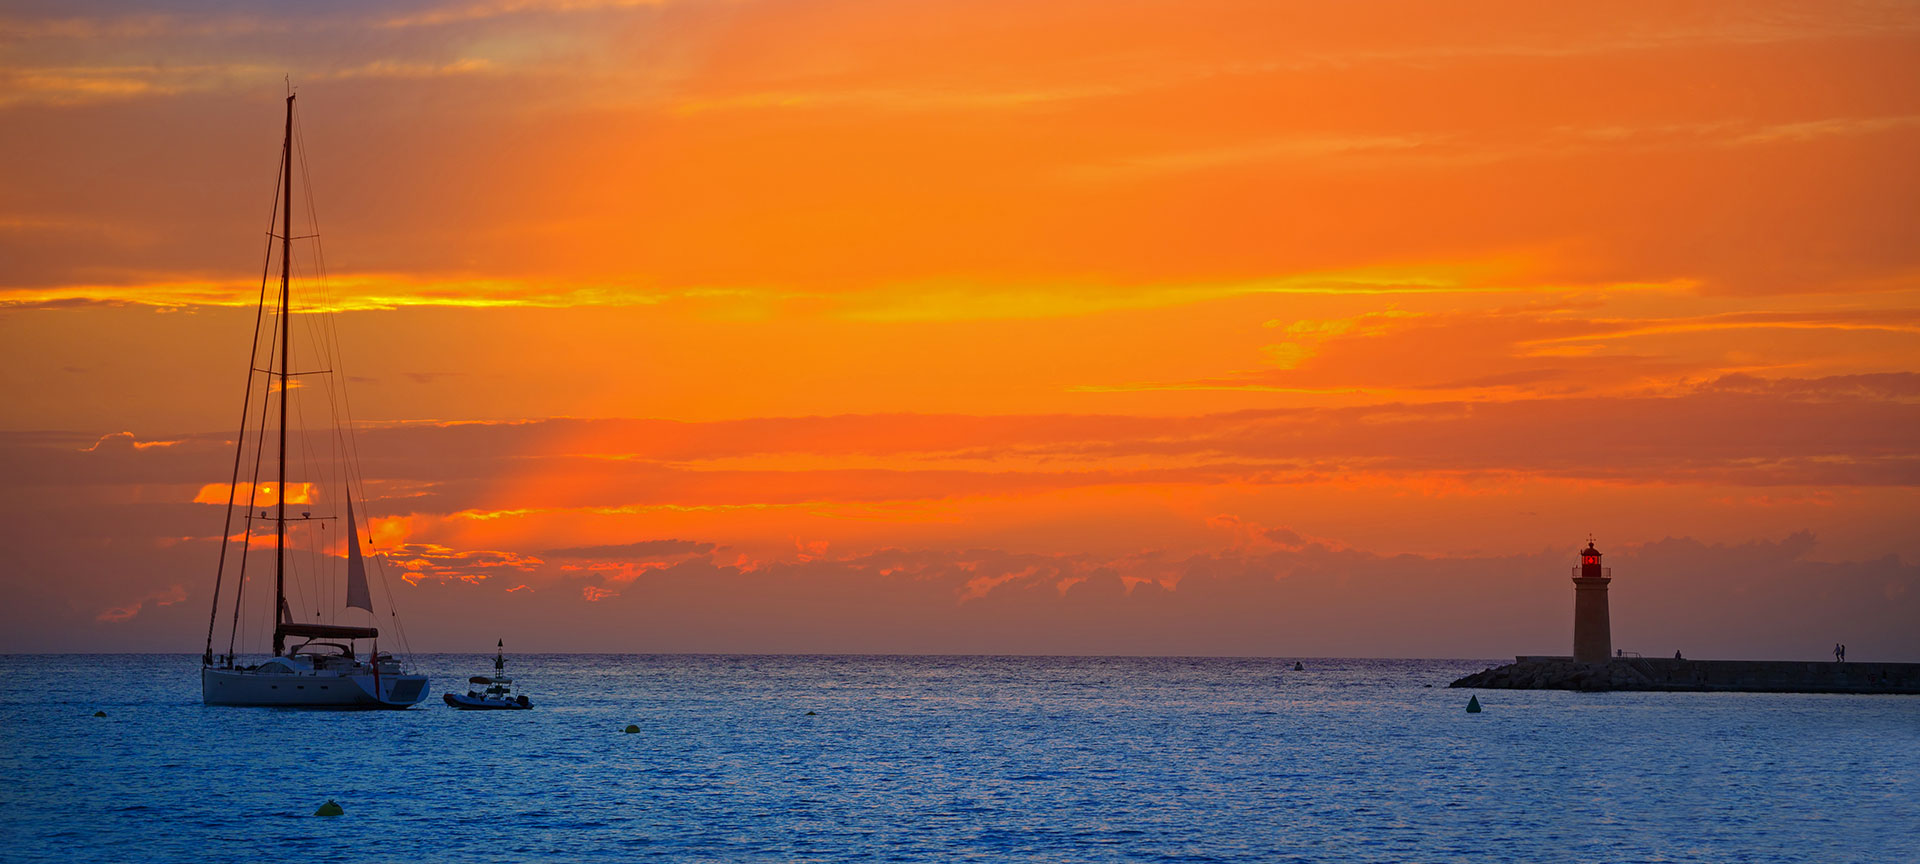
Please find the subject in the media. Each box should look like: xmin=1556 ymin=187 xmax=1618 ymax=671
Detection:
xmin=1451 ymin=658 xmax=1648 ymax=691
xmin=1451 ymin=657 xmax=1920 ymax=694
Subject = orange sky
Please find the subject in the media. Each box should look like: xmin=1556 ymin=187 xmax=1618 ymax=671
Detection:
xmin=2 ymin=0 xmax=1917 ymax=656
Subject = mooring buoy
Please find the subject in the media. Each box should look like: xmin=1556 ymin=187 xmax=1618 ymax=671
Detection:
xmin=624 ymin=724 xmax=640 ymax=734
xmin=315 ymin=799 xmax=344 ymax=817
xmin=805 ymin=711 xmax=817 ymax=716
xmin=93 ymin=710 xmax=106 ymax=717
xmin=1466 ymin=695 xmax=1482 ymax=713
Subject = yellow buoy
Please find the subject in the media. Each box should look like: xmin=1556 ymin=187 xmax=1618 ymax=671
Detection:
xmin=1466 ymin=695 xmax=1482 ymax=713
xmin=623 ymin=724 xmax=640 ymax=734
xmin=315 ymin=799 xmax=344 ymax=817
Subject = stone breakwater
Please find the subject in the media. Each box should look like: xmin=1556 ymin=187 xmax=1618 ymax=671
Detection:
xmin=1450 ymin=657 xmax=1920 ymax=694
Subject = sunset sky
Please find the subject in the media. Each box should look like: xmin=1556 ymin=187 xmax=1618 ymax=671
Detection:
xmin=3 ymin=0 xmax=1916 ymax=657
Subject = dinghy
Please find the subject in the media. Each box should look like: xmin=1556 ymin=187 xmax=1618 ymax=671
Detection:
xmin=445 ymin=640 xmax=533 ymax=710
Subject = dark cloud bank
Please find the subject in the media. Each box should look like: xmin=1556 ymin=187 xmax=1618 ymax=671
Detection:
xmin=19 ymin=531 xmax=1916 ymax=660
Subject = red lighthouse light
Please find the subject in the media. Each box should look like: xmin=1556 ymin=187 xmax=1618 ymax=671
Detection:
xmin=1575 ymin=539 xmax=1608 ymax=580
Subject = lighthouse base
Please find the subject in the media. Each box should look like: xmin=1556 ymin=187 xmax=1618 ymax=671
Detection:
xmin=1571 ymin=576 xmax=1612 ymax=663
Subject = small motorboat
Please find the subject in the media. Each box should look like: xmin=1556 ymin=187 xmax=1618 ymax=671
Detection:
xmin=443 ymin=639 xmax=532 ymax=710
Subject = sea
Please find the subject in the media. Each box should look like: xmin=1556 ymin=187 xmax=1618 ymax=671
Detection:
xmin=3 ymin=654 xmax=1915 ymax=863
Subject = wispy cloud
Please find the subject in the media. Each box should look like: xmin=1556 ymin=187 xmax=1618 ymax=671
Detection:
xmin=1519 ymin=309 xmax=1920 ymax=350
xmin=0 ymin=274 xmax=669 ymax=311
xmin=0 ymin=57 xmax=499 ymax=107
xmin=375 ymin=0 xmax=674 ymax=30
xmin=543 ymin=539 xmax=717 ymax=558
xmin=1073 ymin=115 xmax=1920 ymax=182
xmin=0 ymin=64 xmax=277 ymax=107
xmin=327 ymin=58 xmax=499 ymax=80
xmin=0 ymin=0 xmax=669 ymax=41
xmin=387 ymin=542 xmax=545 ymax=584
xmin=96 ymin=584 xmax=187 ymax=623
xmin=0 ymin=265 xmax=1519 ymax=317
xmin=0 ymin=13 xmax=285 ymax=41
xmin=1730 ymin=115 xmax=1920 ymax=146
xmin=672 ymin=82 xmax=1132 ymax=116
xmin=79 ymin=431 xmax=178 ymax=452
xmin=1068 ymin=134 xmax=1437 ymax=181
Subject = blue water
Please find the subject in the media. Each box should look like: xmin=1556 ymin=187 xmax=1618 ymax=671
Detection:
xmin=2 ymin=655 xmax=1915 ymax=862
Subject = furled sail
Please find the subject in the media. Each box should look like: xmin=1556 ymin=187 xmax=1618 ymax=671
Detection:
xmin=345 ymin=500 xmax=373 ymax=612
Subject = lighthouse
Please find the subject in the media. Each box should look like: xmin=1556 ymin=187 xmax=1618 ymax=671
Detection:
xmin=1572 ymin=539 xmax=1612 ymax=663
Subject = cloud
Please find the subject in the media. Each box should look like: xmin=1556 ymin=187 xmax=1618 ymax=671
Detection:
xmin=1518 ymin=309 xmax=1920 ymax=348
xmin=376 ymin=531 xmax=1920 ymax=658
xmin=1083 ymin=307 xmax=1920 ymax=398
xmin=5 ymin=422 xmax=1914 ymax=655
xmin=375 ymin=0 xmax=673 ymax=29
xmin=96 ymin=584 xmax=188 ymax=623
xmin=429 ymin=390 xmax=1913 ymax=491
xmin=31 ymin=521 xmax=1920 ymax=655
xmin=542 ymin=539 xmax=717 ymax=558
xmin=0 ymin=64 xmax=279 ymax=108
xmin=80 ymin=431 xmax=178 ymax=451
xmin=0 ymin=11 xmax=288 ymax=41
xmin=672 ymin=83 xmax=1135 ymax=116
xmin=326 ymin=59 xmax=497 ymax=80
xmin=0 ymin=54 xmax=495 ymax=108
xmin=1730 ymin=116 xmax=1920 ymax=147
xmin=385 ymin=543 xmax=544 ymax=584
xmin=0 ymin=264 xmax=1546 ymax=318
xmin=1700 ymin=372 xmax=1920 ymax=400
xmin=9 ymin=374 xmax=1916 ymax=524
xmin=0 ymin=274 xmax=673 ymax=311
xmin=192 ymin=482 xmax=317 ymax=507
xmin=0 ymin=0 xmax=668 ymax=42
xmin=1069 ymin=134 xmax=1438 ymax=181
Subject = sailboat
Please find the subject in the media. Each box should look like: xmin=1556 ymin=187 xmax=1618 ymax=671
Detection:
xmin=199 ymin=91 xmax=429 ymax=708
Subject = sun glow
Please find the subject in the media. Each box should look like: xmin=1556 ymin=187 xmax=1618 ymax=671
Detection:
xmin=2 ymin=0 xmax=1916 ymax=657
xmin=192 ymin=482 xmax=317 ymax=507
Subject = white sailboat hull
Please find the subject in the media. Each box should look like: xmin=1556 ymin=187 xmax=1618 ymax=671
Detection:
xmin=202 ymin=666 xmax=429 ymax=709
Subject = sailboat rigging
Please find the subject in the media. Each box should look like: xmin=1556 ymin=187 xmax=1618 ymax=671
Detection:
xmin=199 ymin=91 xmax=428 ymax=708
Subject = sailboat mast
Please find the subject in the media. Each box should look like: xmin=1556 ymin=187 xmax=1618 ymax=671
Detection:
xmin=273 ymin=92 xmax=294 ymax=657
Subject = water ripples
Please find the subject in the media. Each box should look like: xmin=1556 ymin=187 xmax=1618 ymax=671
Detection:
xmin=2 ymin=654 xmax=1916 ymax=862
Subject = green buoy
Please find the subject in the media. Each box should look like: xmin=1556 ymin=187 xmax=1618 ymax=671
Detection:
xmin=93 ymin=711 xmax=106 ymax=717
xmin=1466 ymin=695 xmax=1482 ymax=713
xmin=623 ymin=724 xmax=640 ymax=734
xmin=315 ymin=799 xmax=344 ymax=817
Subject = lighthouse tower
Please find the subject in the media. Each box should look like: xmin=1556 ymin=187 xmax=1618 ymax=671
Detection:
xmin=1572 ymin=539 xmax=1612 ymax=663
